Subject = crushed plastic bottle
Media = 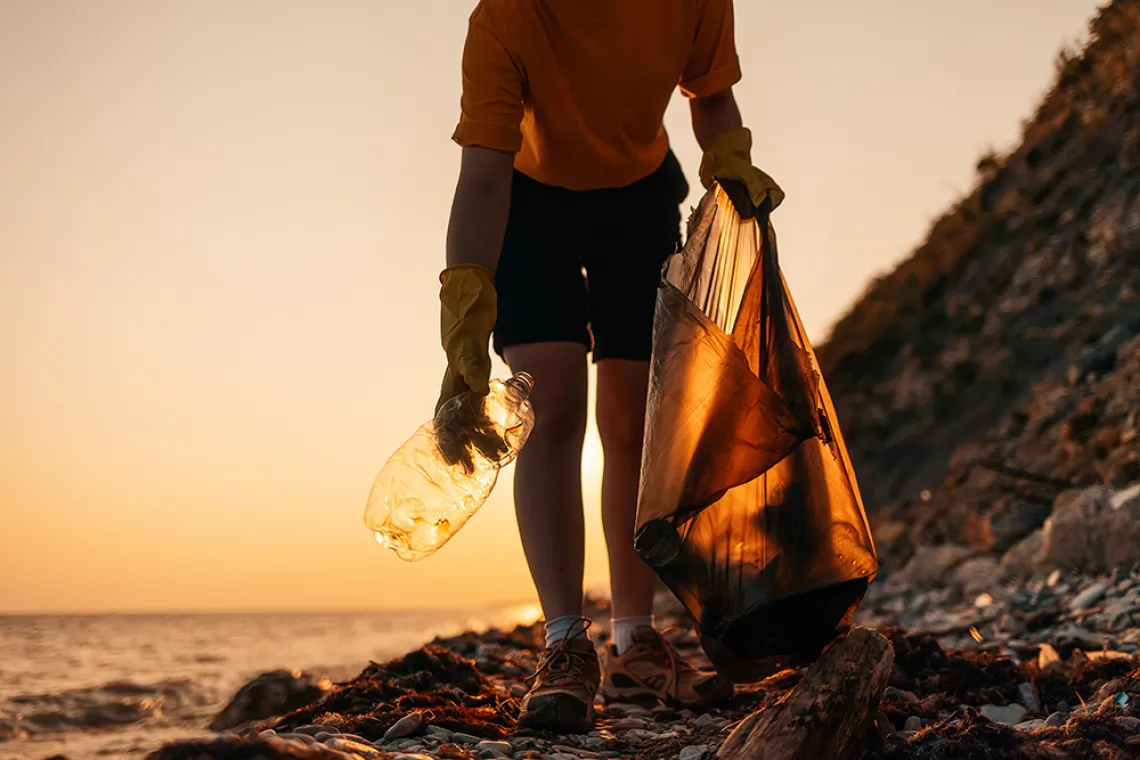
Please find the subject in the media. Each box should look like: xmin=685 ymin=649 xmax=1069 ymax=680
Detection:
xmin=364 ymin=372 xmax=535 ymax=561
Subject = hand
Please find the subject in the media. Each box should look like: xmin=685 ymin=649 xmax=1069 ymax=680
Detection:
xmin=699 ymin=127 xmax=784 ymax=218
xmin=437 ymin=264 xmax=497 ymax=415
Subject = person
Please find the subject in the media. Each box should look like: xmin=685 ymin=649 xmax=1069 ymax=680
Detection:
xmin=436 ymin=0 xmax=784 ymax=733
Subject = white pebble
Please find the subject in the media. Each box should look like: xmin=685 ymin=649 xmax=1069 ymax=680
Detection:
xmin=980 ymin=704 xmax=1027 ymax=725
xmin=476 ymin=740 xmax=514 ymax=755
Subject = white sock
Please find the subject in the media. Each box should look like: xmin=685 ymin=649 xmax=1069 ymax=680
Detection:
xmin=612 ymin=616 xmax=654 ymax=655
xmin=544 ymin=615 xmax=589 ymax=647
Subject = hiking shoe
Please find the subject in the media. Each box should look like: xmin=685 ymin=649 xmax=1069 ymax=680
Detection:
xmin=518 ymin=628 xmax=601 ymax=733
xmin=601 ymin=626 xmax=732 ymax=709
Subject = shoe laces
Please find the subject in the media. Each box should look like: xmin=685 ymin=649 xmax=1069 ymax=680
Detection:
xmin=644 ymin=628 xmax=698 ymax=678
xmin=528 ymin=618 xmax=593 ymax=685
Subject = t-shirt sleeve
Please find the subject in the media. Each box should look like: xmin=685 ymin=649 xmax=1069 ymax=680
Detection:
xmin=451 ymin=13 xmax=525 ymax=153
xmin=679 ymin=0 xmax=743 ymax=99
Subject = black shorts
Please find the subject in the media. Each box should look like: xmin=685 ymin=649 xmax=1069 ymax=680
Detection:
xmin=493 ymin=151 xmax=690 ymax=362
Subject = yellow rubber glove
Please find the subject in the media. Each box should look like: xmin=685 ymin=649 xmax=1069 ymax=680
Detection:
xmin=437 ymin=264 xmax=497 ymax=414
xmin=698 ymin=127 xmax=785 ymax=212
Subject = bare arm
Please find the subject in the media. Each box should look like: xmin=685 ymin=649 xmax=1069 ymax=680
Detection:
xmin=445 ymin=146 xmax=515 ymax=271
xmin=689 ymin=88 xmax=743 ymax=151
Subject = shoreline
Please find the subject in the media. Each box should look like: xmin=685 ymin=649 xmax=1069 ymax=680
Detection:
xmin=147 ymin=543 xmax=1140 ymax=759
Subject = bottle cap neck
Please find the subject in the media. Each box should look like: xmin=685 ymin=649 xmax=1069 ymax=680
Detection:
xmin=504 ymin=372 xmax=535 ymax=398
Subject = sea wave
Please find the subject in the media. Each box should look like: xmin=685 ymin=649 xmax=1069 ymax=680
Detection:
xmin=0 ymin=677 xmax=213 ymax=739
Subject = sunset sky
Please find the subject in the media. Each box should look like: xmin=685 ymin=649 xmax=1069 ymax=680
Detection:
xmin=0 ymin=1 xmax=1103 ymax=613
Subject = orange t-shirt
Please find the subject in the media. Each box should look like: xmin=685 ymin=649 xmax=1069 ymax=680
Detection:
xmin=451 ymin=0 xmax=742 ymax=191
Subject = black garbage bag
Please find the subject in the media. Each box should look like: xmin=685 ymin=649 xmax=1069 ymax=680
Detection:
xmin=635 ymin=185 xmax=878 ymax=682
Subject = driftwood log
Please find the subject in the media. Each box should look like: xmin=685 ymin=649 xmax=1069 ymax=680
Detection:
xmin=717 ymin=627 xmax=895 ymax=760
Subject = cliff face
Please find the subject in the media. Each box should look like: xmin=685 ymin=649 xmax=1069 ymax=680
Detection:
xmin=818 ymin=0 xmax=1140 ymax=535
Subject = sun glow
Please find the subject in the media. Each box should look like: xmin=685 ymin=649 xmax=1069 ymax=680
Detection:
xmin=582 ymin=430 xmax=605 ymax=484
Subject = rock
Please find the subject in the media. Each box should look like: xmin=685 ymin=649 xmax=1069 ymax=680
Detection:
xmin=980 ymin=704 xmax=1027 ymax=725
xmin=1096 ymin=599 xmax=1133 ymax=630
xmin=476 ymin=740 xmax=514 ymax=756
xmin=998 ymin=530 xmax=1044 ymax=582
xmin=1119 ymin=716 xmax=1140 ymax=732
xmin=1070 ymin=581 xmax=1109 ymax=611
xmin=425 ymin=726 xmax=453 ymax=739
xmin=327 ymin=737 xmax=382 ymax=757
xmin=950 ymin=557 xmax=1002 ymax=595
xmin=609 ymin=718 xmax=650 ymax=730
xmin=294 ymin=725 xmax=335 ymax=737
xmin=552 ymin=747 xmax=601 ymax=759
xmin=1039 ymin=488 xmax=1112 ymax=568
xmin=1046 ymin=569 xmax=1063 ymax=587
xmin=383 ymin=712 xmax=424 ymax=741
xmin=1109 ymin=483 xmax=1139 ymax=512
xmin=875 ymin=711 xmax=897 ymax=742
xmin=986 ymin=503 xmax=1054 ymax=549
xmin=281 ymin=733 xmax=316 ymax=745
xmin=1037 ymin=643 xmax=1062 ymax=670
xmin=1015 ymin=719 xmax=1046 ymax=731
xmin=622 ymin=729 xmax=660 ymax=742
xmin=1045 ymin=712 xmax=1066 ymax=728
xmin=453 ymin=733 xmax=482 ymax=745
xmin=1039 ymin=486 xmax=1140 ymax=573
xmin=903 ymin=716 xmax=923 ymax=731
xmin=884 ymin=686 xmax=920 ymax=704
xmin=679 ymin=746 xmax=714 ymax=760
xmin=1017 ymin=682 xmax=1042 ymax=713
xmin=208 ymin=669 xmax=331 ymax=731
xmin=1053 ymin=623 xmax=1103 ymax=650
xmin=902 ymin=545 xmax=972 ymax=586
xmin=603 ymin=703 xmax=646 ymax=718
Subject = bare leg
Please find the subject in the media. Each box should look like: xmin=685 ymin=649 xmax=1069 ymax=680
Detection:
xmin=596 ymin=359 xmax=657 ymax=621
xmin=504 ymin=341 xmax=589 ymax=622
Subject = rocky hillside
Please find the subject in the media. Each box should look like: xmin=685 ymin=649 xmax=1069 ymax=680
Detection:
xmin=818 ymin=0 xmax=1140 ymax=527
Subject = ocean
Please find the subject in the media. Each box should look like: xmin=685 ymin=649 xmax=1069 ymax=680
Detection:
xmin=0 ymin=606 xmax=539 ymax=760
